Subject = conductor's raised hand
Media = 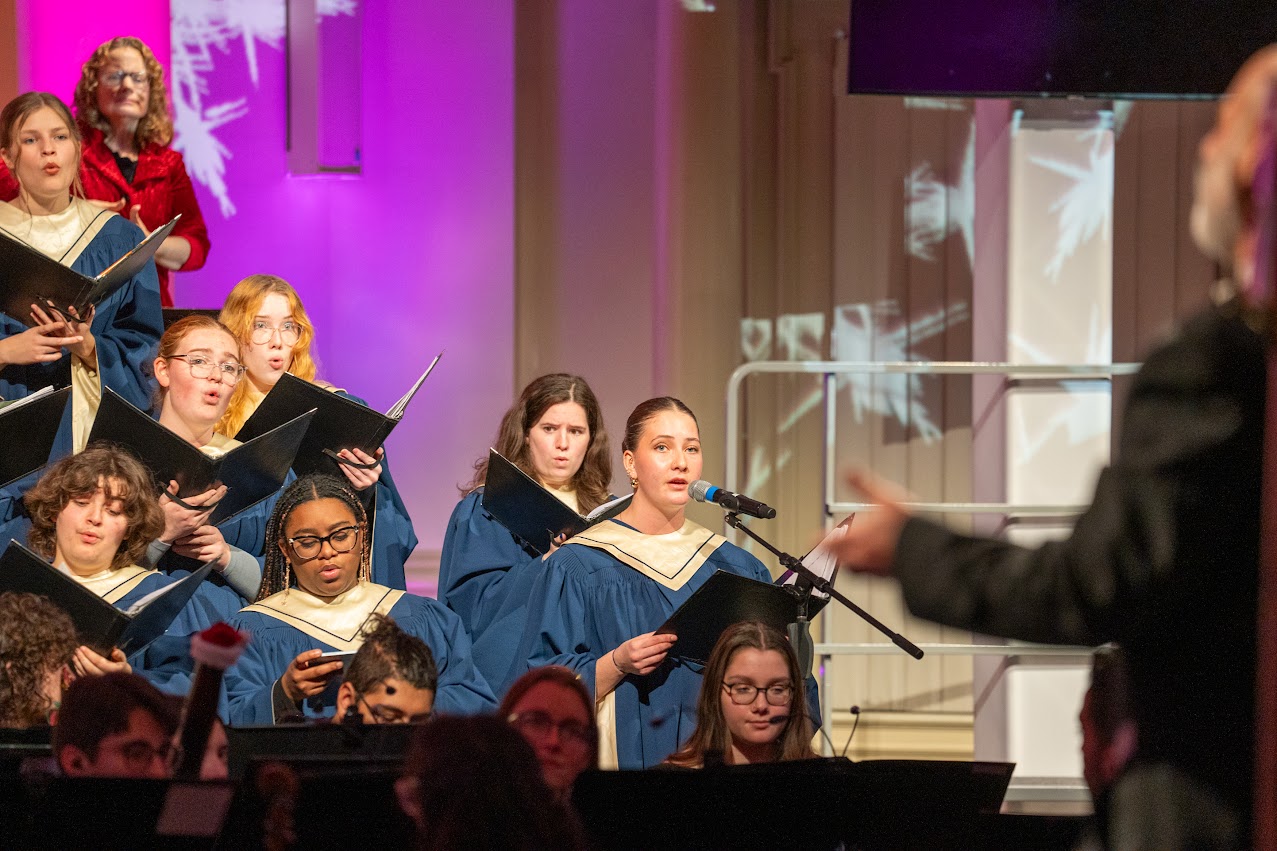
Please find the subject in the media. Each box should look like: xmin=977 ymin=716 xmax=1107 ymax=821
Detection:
xmin=826 ymin=469 xmax=913 ymax=577
xmin=0 ymin=319 xmax=81 ymax=367
xmin=612 ymin=631 xmax=678 ymax=676
xmin=280 ymin=649 xmax=344 ymax=703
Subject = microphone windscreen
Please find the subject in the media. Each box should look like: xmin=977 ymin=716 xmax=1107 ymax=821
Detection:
xmin=688 ymin=480 xmax=713 ymax=503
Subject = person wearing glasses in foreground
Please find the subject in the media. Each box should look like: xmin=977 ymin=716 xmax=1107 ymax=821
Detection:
xmin=333 ymin=613 xmax=437 ymax=725
xmin=665 ymin=622 xmax=817 ymax=768
xmin=0 ymin=38 xmax=211 ymax=307
xmin=499 ymin=665 xmax=597 ymax=801
xmin=223 ymin=474 xmax=495 ymax=724
xmin=55 ymin=672 xmax=179 ymax=778
xmin=216 ymin=274 xmax=416 ymax=590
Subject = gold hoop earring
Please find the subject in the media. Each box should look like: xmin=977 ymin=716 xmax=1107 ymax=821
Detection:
xmin=628 ymin=473 xmax=638 ymax=489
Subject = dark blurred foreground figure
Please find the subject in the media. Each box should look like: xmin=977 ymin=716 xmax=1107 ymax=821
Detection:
xmin=499 ymin=665 xmax=597 ymax=800
xmin=395 ymin=715 xmax=588 ymax=851
xmin=54 ymin=672 xmax=178 ymax=778
xmin=830 ymin=48 xmax=1277 ymax=850
xmin=334 ymin=613 xmax=437 ymax=724
xmin=0 ymin=591 xmax=78 ymax=728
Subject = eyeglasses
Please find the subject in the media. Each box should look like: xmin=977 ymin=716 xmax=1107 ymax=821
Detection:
xmin=105 ymin=739 xmax=175 ymax=770
xmin=286 ymin=525 xmax=361 ymax=561
xmin=722 ymin=682 xmax=794 ymax=706
xmin=167 ymin=353 xmax=247 ymax=385
xmin=100 ymin=71 xmax=149 ymax=88
xmin=507 ymin=711 xmax=595 ymax=748
xmin=357 ymin=692 xmax=433 ymax=725
xmin=250 ymin=320 xmax=301 ymax=346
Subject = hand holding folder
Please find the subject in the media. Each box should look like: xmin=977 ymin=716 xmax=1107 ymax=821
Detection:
xmin=481 ymin=449 xmax=633 ymax=556
xmin=0 ymin=215 xmax=180 ymax=325
xmin=88 ymin=387 xmax=315 ymax=525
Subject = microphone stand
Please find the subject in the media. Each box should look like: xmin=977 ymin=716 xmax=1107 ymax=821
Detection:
xmin=723 ymin=512 xmax=924 ymax=662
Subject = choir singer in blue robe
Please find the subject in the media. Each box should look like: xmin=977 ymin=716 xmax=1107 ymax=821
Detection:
xmin=439 ymin=373 xmax=613 ymax=695
xmin=224 ymin=474 xmax=495 ymax=724
xmin=515 ymin=397 xmax=788 ymax=768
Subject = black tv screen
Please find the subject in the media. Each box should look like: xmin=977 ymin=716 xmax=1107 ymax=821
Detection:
xmin=848 ymin=0 xmax=1277 ymax=99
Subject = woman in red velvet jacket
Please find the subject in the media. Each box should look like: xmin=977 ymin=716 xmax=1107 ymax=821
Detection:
xmin=0 ymin=37 xmax=209 ymax=307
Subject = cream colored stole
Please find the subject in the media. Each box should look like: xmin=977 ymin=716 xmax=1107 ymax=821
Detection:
xmin=571 ymin=518 xmax=728 ymax=769
xmin=570 ymin=518 xmax=728 ymax=592
xmin=240 ymin=581 xmax=404 ymax=652
xmin=68 ymin=564 xmax=154 ymax=605
xmin=200 ymin=431 xmax=240 ymax=458
xmin=0 ymin=200 xmax=115 ymax=452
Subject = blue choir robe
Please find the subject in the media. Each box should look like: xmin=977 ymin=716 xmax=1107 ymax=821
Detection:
xmin=516 ymin=518 xmax=782 ymax=769
xmin=223 ymin=582 xmax=496 ymax=725
xmin=0 ymin=200 xmax=163 ymax=451
xmin=438 ymin=489 xmax=543 ymax=695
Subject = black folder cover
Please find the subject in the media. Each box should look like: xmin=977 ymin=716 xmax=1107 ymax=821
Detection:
xmin=481 ymin=449 xmax=633 ymax=556
xmin=0 ymin=215 xmax=179 ymax=325
xmin=656 ymin=570 xmax=806 ymax=664
xmin=87 ymin=387 xmax=315 ymax=524
xmin=0 ymin=386 xmax=71 ymax=487
xmin=235 ymin=372 xmax=396 ymax=478
xmin=0 ymin=541 xmax=212 ymax=656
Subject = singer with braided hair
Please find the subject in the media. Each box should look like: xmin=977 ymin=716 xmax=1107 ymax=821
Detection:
xmin=223 ymin=474 xmax=495 ymax=724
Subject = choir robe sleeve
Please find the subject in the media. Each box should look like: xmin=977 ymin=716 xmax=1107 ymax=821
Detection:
xmin=223 ymin=609 xmax=301 ymax=725
xmin=392 ymin=595 xmax=497 ymax=715
xmin=335 ymin=391 xmax=415 ymax=590
xmin=72 ymin=216 xmax=164 ymax=412
xmin=438 ymin=490 xmax=546 ymax=693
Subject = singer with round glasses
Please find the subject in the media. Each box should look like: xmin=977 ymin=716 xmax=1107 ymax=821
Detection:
xmin=216 ymin=273 xmax=416 ymax=590
xmin=223 ymin=474 xmax=494 ymax=724
xmin=0 ymin=37 xmax=212 ymax=306
xmin=514 ymin=397 xmax=787 ymax=769
xmin=499 ymin=665 xmax=598 ymax=800
xmin=665 ymin=622 xmax=816 ymax=767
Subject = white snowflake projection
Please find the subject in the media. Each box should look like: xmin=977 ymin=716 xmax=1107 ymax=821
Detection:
xmin=1029 ymin=120 xmax=1115 ymax=283
xmin=904 ymin=116 xmax=975 ymax=268
xmin=169 ymin=0 xmax=358 ymax=217
xmin=831 ymin=300 xmax=969 ymax=444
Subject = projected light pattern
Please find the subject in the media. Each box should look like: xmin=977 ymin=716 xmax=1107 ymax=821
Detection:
xmin=905 ymin=118 xmax=974 ymax=268
xmin=737 ymin=299 xmax=970 ymax=492
xmin=169 ymin=0 xmax=359 ymax=216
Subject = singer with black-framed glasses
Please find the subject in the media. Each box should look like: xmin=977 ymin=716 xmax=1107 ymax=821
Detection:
xmin=514 ymin=397 xmax=816 ymax=770
xmin=665 ymin=621 xmax=817 ymax=768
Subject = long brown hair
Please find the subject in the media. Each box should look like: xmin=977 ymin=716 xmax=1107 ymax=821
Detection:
xmin=74 ymin=37 xmax=174 ymax=148
xmin=464 ymin=374 xmax=612 ymax=514
xmin=665 ymin=621 xmax=816 ymax=767
xmin=0 ymin=592 xmax=78 ymax=728
xmin=217 ymin=274 xmax=320 ymax=437
xmin=24 ymin=443 xmax=165 ymax=572
xmin=0 ymin=92 xmax=85 ymax=200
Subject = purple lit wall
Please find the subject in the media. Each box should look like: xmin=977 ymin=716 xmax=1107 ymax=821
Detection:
xmin=17 ymin=1 xmax=170 ymax=99
xmin=18 ymin=1 xmax=516 ymax=568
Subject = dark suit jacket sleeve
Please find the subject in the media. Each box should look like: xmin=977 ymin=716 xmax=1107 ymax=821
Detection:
xmin=891 ymin=306 xmax=1264 ymax=647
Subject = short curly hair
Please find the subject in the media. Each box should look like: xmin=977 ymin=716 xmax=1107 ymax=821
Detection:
xmin=0 ymin=591 xmax=78 ymax=728
xmin=24 ymin=443 xmax=165 ymax=572
xmin=73 ymin=36 xmax=173 ymax=148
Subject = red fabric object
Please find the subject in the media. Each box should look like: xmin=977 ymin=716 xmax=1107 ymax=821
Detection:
xmin=0 ymin=124 xmax=211 ymax=307
xmin=199 ymin=621 xmax=248 ymax=649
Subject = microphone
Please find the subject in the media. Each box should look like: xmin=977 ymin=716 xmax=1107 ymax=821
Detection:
xmin=689 ymin=480 xmax=777 ymax=519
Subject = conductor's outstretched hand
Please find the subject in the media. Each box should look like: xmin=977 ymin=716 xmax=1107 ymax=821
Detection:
xmin=826 ymin=470 xmax=912 ymax=577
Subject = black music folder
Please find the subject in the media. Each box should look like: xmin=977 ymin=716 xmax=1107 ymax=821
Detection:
xmin=0 ymin=215 xmax=179 ymax=325
xmin=481 ymin=449 xmax=633 ymax=556
xmin=0 ymin=385 xmax=71 ymax=487
xmin=0 ymin=541 xmax=212 ymax=656
xmin=87 ymin=387 xmax=315 ymax=525
xmin=234 ymin=353 xmax=442 ymax=478
xmin=656 ymin=570 xmax=807 ymax=665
